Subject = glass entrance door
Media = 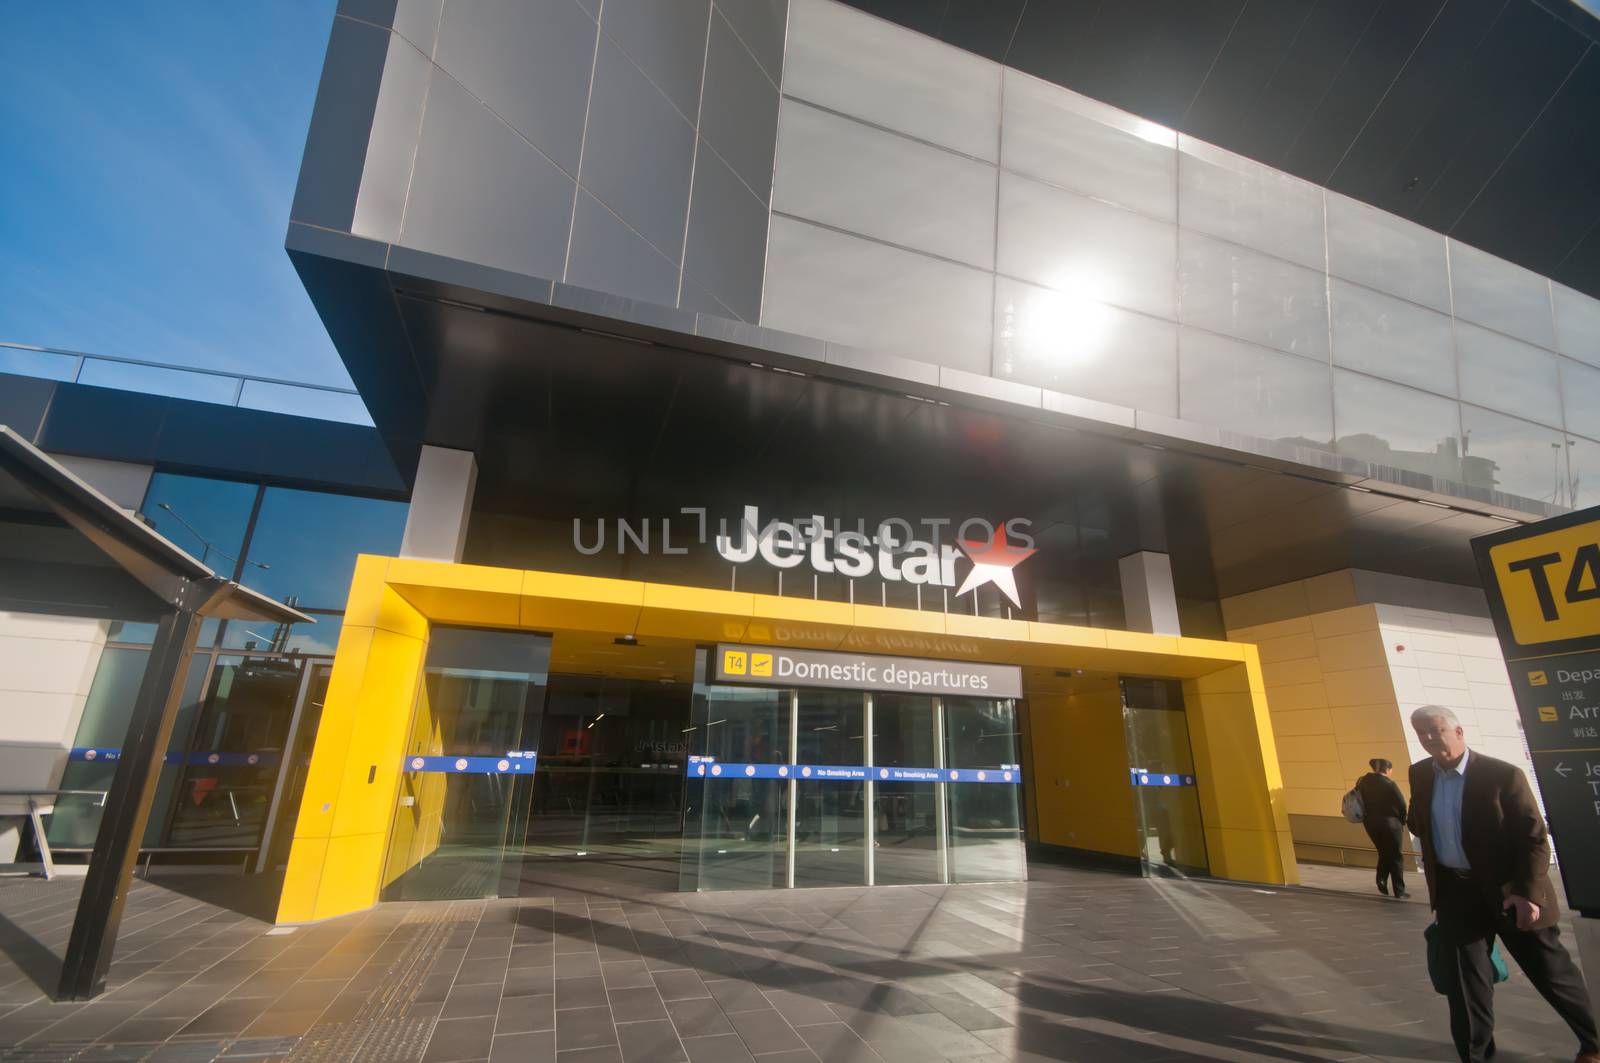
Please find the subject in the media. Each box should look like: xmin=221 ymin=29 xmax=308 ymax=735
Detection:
xmin=382 ymin=628 xmax=550 ymax=901
xmin=1121 ymin=677 xmax=1208 ymax=877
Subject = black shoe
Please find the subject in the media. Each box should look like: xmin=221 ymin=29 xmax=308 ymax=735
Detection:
xmin=1395 ymin=889 xmax=1410 ymax=899
xmin=1378 ymin=882 xmax=1389 ymax=896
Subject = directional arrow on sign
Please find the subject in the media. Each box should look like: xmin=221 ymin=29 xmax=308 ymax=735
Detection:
xmin=1555 ymin=762 xmax=1573 ymax=777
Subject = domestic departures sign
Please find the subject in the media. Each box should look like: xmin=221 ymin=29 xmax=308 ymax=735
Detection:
xmin=1475 ymin=505 xmax=1600 ymax=916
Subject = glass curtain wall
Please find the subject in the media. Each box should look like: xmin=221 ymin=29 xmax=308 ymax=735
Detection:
xmin=681 ymin=677 xmax=1024 ymax=891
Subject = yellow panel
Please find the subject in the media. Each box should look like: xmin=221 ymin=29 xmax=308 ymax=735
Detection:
xmin=389 ymin=558 xmax=522 ymax=627
xmin=636 ymin=583 xmax=753 ymax=642
xmin=1104 ymin=629 xmax=1180 ymax=656
xmin=314 ymin=832 xmax=388 ymax=919
xmin=1284 ymin=788 xmax=1347 ymax=817
xmin=1010 ymin=623 xmax=1107 ymax=667
xmin=743 ymin=595 xmax=853 ymax=649
xmin=1266 ymin=681 xmax=1330 ymax=712
xmin=339 ymin=555 xmax=393 ymax=629
xmin=286 ymin=625 xmax=375 ymax=843
xmin=275 ymin=835 xmax=327 ymax=924
xmin=1283 ymin=759 xmax=1358 ymax=792
xmin=330 ymin=628 xmax=429 ymax=839
xmin=1028 ymin=689 xmax=1138 ymax=857
xmin=1314 ymin=629 xmax=1389 ymax=674
xmin=1175 ymin=636 xmax=1247 ymax=661
xmin=1322 ymin=665 xmax=1397 ymax=708
xmin=1212 ymin=827 xmax=1298 ymax=885
xmin=1486 ymin=515 xmax=1600 ymax=648
xmin=1251 ymin=631 xmax=1319 ymax=663
xmin=940 ymin=613 xmax=1032 ymax=662
xmin=1275 ymin=734 xmax=1336 ymax=764
xmin=521 ymin=571 xmax=644 ymax=633
xmin=1309 ymin=604 xmax=1379 ymax=640
xmin=1260 ymin=655 xmax=1324 ymax=689
xmin=1269 ymin=708 xmax=1335 ymax=738
xmin=1329 ymin=702 xmax=1408 ymax=745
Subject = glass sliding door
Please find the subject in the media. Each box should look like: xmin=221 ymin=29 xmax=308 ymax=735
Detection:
xmin=1122 ymin=678 xmax=1208 ymax=877
xmin=794 ymin=690 xmax=866 ymax=888
xmin=943 ymin=697 xmax=1026 ymax=883
xmin=871 ymin=693 xmax=943 ymax=885
xmin=382 ymin=628 xmax=549 ymax=901
xmin=681 ymin=679 xmax=791 ymax=891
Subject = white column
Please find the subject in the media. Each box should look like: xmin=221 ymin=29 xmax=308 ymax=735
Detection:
xmin=399 ymin=445 xmax=478 ymax=563
xmin=1119 ymin=551 xmax=1181 ymax=636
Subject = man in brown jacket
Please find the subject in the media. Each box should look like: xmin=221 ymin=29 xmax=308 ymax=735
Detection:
xmin=1407 ymin=705 xmax=1598 ymax=1063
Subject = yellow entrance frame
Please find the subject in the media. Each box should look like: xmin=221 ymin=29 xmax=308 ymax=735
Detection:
xmin=276 ymin=556 xmax=1297 ymax=923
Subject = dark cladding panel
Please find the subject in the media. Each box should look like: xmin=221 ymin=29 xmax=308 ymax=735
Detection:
xmin=398 ymin=71 xmax=576 ymax=282
xmin=566 ymin=192 xmax=683 ymax=308
xmin=433 ymin=0 xmax=598 ymax=176
xmin=600 ymin=0 xmax=712 ymax=122
xmin=0 ymin=374 xmax=56 ymax=443
xmin=578 ymin=36 xmax=697 ymax=259
xmin=698 ymin=11 xmax=781 ymax=203
xmin=683 ymin=144 xmax=770 ymax=322
xmin=289 ymin=16 xmax=391 ymax=232
xmin=336 ymin=0 xmax=444 ymax=56
xmin=714 ymin=0 xmax=788 ymax=84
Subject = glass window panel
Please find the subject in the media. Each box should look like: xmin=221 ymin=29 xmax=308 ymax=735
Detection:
xmin=1459 ymin=405 xmax=1570 ymax=504
xmin=793 ymin=690 xmax=867 ymax=887
xmin=220 ymin=613 xmax=343 ymax=657
xmin=0 ymin=346 xmax=79 ymax=382
xmin=796 ymin=689 xmax=864 ymax=765
xmin=1002 ymin=69 xmax=1175 ymax=221
xmin=240 ymin=487 xmax=406 ymax=610
xmin=139 ymin=474 xmax=257 ymax=577
xmin=384 ymin=628 xmax=550 ymax=901
xmin=1554 ymin=283 xmax=1600 ymax=367
xmin=1122 ymin=680 xmax=1208 ymax=877
xmin=994 ymin=276 xmax=1177 ymax=415
xmin=1455 ymin=321 xmax=1562 ymax=428
xmin=166 ymin=655 xmax=309 ymax=849
xmin=1562 ymin=358 xmax=1600 ymax=443
xmin=1176 ymin=136 xmax=1325 ymax=271
xmin=784 ymin=0 xmax=1001 ymax=161
xmin=683 ymin=682 xmax=790 ymax=891
xmin=48 ymin=647 xmax=149 ymax=848
xmin=761 ymin=216 xmax=994 ymax=373
xmin=997 ymin=173 xmax=1177 ymax=321
xmin=1333 ymin=370 xmax=1462 ymax=482
xmin=873 ymin=694 xmax=936 ymax=768
xmin=871 ymin=694 xmax=940 ymax=886
xmin=1325 ymin=193 xmax=1450 ymax=314
xmin=1178 ymin=328 xmax=1332 ymax=446
xmin=236 ymin=380 xmax=373 ymax=426
xmin=1449 ymin=240 xmax=1556 ymax=350
xmin=1567 ymin=436 xmax=1600 ymax=510
xmin=75 ymin=360 xmax=241 ymax=405
xmin=1330 ymin=279 xmax=1456 ymax=394
xmin=774 ymin=100 xmax=997 ymax=269
xmin=1178 ymin=230 xmax=1329 ymax=360
xmin=943 ymin=697 xmax=1024 ymax=883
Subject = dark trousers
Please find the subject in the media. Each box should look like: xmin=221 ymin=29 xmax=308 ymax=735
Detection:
xmin=1363 ymin=816 xmax=1406 ymax=893
xmin=1435 ymin=871 xmax=1599 ymax=1062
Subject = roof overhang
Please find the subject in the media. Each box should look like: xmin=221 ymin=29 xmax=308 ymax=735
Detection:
xmin=0 ymin=425 xmax=312 ymax=625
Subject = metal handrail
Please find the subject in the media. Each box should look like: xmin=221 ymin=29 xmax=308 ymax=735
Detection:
xmin=0 ymin=340 xmax=369 ymax=424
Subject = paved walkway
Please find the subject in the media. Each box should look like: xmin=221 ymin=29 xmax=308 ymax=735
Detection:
xmin=0 ymin=863 xmax=1591 ymax=1062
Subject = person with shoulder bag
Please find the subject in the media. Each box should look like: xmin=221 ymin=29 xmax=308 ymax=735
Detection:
xmin=1351 ymin=757 xmax=1410 ymax=898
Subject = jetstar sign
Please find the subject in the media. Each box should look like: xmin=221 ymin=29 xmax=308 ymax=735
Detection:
xmin=715 ymin=506 xmax=1037 ymax=608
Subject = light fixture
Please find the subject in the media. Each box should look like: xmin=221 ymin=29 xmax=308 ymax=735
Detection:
xmin=613 ymin=635 xmax=637 ymax=646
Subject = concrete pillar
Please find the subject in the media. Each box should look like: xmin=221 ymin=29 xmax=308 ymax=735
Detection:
xmin=399 ymin=446 xmax=477 ymax=563
xmin=1119 ymin=551 xmax=1181 ymax=636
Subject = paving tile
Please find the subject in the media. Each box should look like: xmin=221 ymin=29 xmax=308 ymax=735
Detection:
xmin=556 ymin=1005 xmax=619 ymax=1052
xmin=498 ymin=992 xmax=555 ymax=1034
xmin=556 ymin=975 xmax=609 ymax=1011
xmin=424 ymin=1015 xmax=497 ymax=1062
xmin=616 ymin=1017 xmax=686 ymax=1062
xmin=665 ymin=996 xmax=733 ymax=1039
xmin=681 ymin=1032 xmax=756 ymax=1062
xmin=726 ymin=1007 xmax=807 ymax=1055
xmin=490 ymin=1029 xmax=556 ymax=1063
xmin=652 ymin=969 xmax=709 ymax=1001
xmin=607 ymin=986 xmax=667 ymax=1023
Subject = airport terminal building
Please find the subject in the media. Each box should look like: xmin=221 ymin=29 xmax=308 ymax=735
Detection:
xmin=4 ymin=0 xmax=1600 ymax=926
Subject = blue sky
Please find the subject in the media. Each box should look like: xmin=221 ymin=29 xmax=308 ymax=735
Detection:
xmin=1 ymin=3 xmax=350 ymax=388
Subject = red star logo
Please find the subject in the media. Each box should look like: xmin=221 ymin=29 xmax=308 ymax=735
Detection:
xmin=956 ymin=521 xmax=1037 ymax=608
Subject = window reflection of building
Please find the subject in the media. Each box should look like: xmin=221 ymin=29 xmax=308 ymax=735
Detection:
xmin=48 ymin=474 xmax=405 ymax=868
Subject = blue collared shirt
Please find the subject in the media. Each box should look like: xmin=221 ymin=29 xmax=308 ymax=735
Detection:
xmin=1431 ymin=748 xmax=1471 ymax=870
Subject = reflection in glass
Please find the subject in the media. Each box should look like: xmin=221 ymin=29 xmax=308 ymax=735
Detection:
xmin=1325 ymin=192 xmax=1450 ymax=313
xmin=873 ymin=695 xmax=941 ymax=885
xmin=1333 ymin=370 xmax=1462 ymax=483
xmin=1554 ymin=283 xmax=1600 ymax=365
xmin=1177 ymin=230 xmax=1328 ymax=360
xmin=166 ymin=655 xmax=306 ymax=849
xmin=1177 ymin=135 xmax=1325 ymax=271
xmin=1178 ymin=328 xmax=1331 ymax=446
xmin=520 ymin=675 xmax=690 ymax=891
xmin=683 ymin=683 xmax=791 ymax=891
xmin=262 ymin=664 xmax=333 ymax=870
xmin=48 ymin=647 xmax=149 ymax=848
xmin=943 ymin=697 xmax=1025 ymax=883
xmin=383 ymin=628 xmax=550 ymax=901
xmin=1460 ymin=405 xmax=1570 ymax=505
xmin=241 ymin=487 xmax=406 ymax=610
xmin=1449 ymin=240 xmax=1556 ymax=350
xmin=1330 ymin=279 xmax=1456 ymax=394
xmin=139 ymin=474 xmax=257 ymax=576
xmin=1122 ymin=679 xmax=1207 ymax=877
xmin=795 ymin=690 xmax=865 ymax=886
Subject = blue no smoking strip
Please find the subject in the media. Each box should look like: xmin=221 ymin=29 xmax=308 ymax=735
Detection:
xmin=1129 ymin=770 xmax=1196 ymax=787
xmin=70 ymin=748 xmax=280 ymax=767
xmin=684 ymin=758 xmax=1021 ymax=784
xmin=403 ymin=753 xmax=538 ymax=774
